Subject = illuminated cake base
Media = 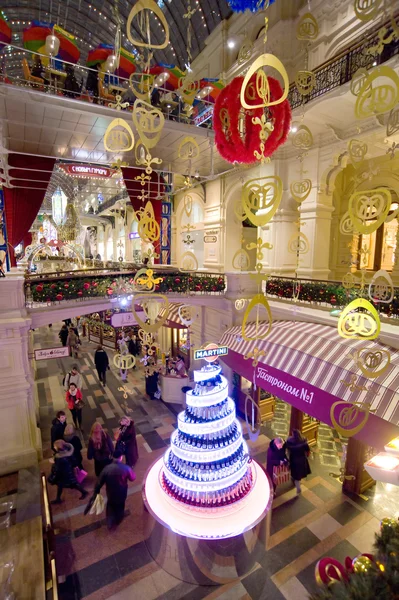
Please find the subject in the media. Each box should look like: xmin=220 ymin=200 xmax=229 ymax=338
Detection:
xmin=143 ymin=458 xmax=272 ymax=585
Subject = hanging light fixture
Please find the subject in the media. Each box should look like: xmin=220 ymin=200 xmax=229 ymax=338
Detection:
xmin=45 ymin=32 xmax=60 ymax=56
xmin=104 ymin=53 xmax=118 ymax=73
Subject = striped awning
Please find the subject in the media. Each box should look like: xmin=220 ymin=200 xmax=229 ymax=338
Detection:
xmin=219 ymin=320 xmax=399 ymax=428
xmin=160 ymin=303 xmax=187 ymax=329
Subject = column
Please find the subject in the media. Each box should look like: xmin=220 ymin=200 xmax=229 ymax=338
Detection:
xmin=343 ymin=437 xmax=375 ymax=495
xmin=289 ymin=406 xmax=304 ymax=435
xmin=297 ymin=200 xmax=335 ymax=280
xmin=263 ymin=207 xmax=298 ymax=276
xmin=0 ymin=276 xmax=40 ymax=474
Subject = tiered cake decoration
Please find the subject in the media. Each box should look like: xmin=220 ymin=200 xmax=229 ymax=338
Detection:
xmin=160 ymin=363 xmax=253 ymax=507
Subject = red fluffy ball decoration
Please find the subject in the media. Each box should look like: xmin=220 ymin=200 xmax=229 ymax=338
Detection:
xmin=213 ymin=74 xmax=291 ymax=164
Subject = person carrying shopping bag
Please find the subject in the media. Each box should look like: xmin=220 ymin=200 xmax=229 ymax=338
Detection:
xmin=286 ymin=429 xmax=311 ymax=495
xmin=66 ymin=383 xmax=85 ymax=431
xmin=266 ymin=437 xmax=289 ymax=497
xmin=48 ymin=440 xmax=88 ymax=505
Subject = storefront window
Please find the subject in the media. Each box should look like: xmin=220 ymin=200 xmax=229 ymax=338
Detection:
xmin=359 ymin=211 xmax=398 ymax=271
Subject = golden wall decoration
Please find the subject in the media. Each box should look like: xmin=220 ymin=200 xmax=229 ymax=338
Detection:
xmin=129 ymin=72 xmax=155 ymax=101
xmin=235 ymin=298 xmax=247 ymax=311
xmin=348 ymin=139 xmax=368 ymax=163
xmin=244 ymin=347 xmax=267 ymax=367
xmin=126 ymin=0 xmax=170 ymax=49
xmin=330 ymin=400 xmax=372 ymax=437
xmin=238 ymin=40 xmax=253 ymax=64
xmin=287 ymin=231 xmax=310 ymax=254
xmin=354 ymin=0 xmax=381 ymax=22
xmin=178 ymin=137 xmax=200 ymax=161
xmin=355 ymin=66 xmax=399 ymax=119
xmin=234 ymin=199 xmax=247 ymax=222
xmin=368 ymin=269 xmax=394 ymax=304
xmin=292 ymin=125 xmax=313 ymax=150
xmin=348 ymin=347 xmax=391 ymax=379
xmin=350 ymin=68 xmax=371 ymax=97
xmin=241 ymin=293 xmax=272 ymax=342
xmin=114 ymin=353 xmax=136 ymax=370
xmin=296 ymin=12 xmax=319 ymax=40
xmin=338 ymin=298 xmax=380 ymax=340
xmin=342 ymin=272 xmax=356 ymax=289
xmin=295 ymin=70 xmax=316 ymax=96
xmin=241 ymin=176 xmax=283 ymax=227
xmin=132 ymin=99 xmax=165 ymax=149
xmin=386 ymin=107 xmax=399 ymax=138
xmin=183 ymin=194 xmax=193 ymax=217
xmin=232 ymin=248 xmax=251 ymax=271
xmin=132 ymin=294 xmax=170 ymax=333
xmin=178 ymin=75 xmax=199 ymax=105
xmin=179 ymin=251 xmax=199 ymax=272
xmin=240 ymin=54 xmax=289 ymax=110
xmin=104 ymin=118 xmax=135 ymax=152
xmin=290 ymin=179 xmax=312 ymax=203
xmin=348 ymin=188 xmax=392 ymax=235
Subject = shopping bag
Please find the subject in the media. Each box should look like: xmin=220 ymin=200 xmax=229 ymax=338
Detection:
xmin=273 ymin=464 xmax=291 ymax=486
xmin=74 ymin=467 xmax=88 ymax=484
xmin=89 ymin=493 xmax=105 ymax=516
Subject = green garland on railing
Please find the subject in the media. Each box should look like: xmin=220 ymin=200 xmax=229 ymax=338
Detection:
xmin=28 ymin=272 xmax=226 ymax=303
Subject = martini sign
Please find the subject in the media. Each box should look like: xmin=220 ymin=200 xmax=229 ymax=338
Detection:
xmin=194 ymin=343 xmax=228 ymax=362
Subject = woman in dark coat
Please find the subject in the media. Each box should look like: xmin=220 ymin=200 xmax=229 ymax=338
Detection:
xmin=49 ymin=440 xmax=88 ymax=504
xmin=115 ymin=416 xmax=139 ymax=467
xmin=58 ymin=324 xmax=69 ymax=347
xmin=50 ymin=411 xmax=67 ymax=450
xmin=63 ymin=424 xmax=83 ymax=470
xmin=266 ymin=437 xmax=288 ymax=496
xmin=286 ymin=429 xmax=311 ymax=495
xmin=94 ymin=345 xmax=109 ymax=386
xmin=87 ymin=422 xmax=114 ymax=476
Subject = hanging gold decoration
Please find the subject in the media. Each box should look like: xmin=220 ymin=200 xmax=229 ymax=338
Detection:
xmin=126 ymin=0 xmax=170 ymax=49
xmin=354 ymin=0 xmax=381 ymax=22
xmin=129 ymin=72 xmax=155 ymax=101
xmin=330 ymin=400 xmax=372 ymax=437
xmin=133 ymin=268 xmax=157 ymax=292
xmin=135 ymin=143 xmax=162 ymax=175
xmin=178 ymin=304 xmax=198 ymax=326
xmin=244 ymin=347 xmax=267 ymax=367
xmin=386 ymin=107 xmax=399 ymax=137
xmin=287 ymin=231 xmax=310 ymax=254
xmin=132 ymin=294 xmax=170 ymax=333
xmin=108 ymin=94 xmax=130 ymax=111
xmin=339 ymin=211 xmax=354 ymax=235
xmin=252 ymin=113 xmax=274 ymax=163
xmin=241 ymin=293 xmax=272 ymax=342
xmin=183 ymin=1 xmax=197 ymax=63
xmin=295 ymin=70 xmax=316 ymax=96
xmin=366 ymin=27 xmax=395 ymax=56
xmin=348 ymin=139 xmax=368 ymax=163
xmin=179 ymin=251 xmax=198 ymax=272
xmin=246 ymin=237 xmax=273 ymax=273
xmin=350 ymin=68 xmax=371 ymax=97
xmin=135 ymin=269 xmax=163 ymax=291
xmin=136 ymin=201 xmax=161 ymax=243
xmin=104 ymin=118 xmax=135 ymax=152
xmin=138 ymin=328 xmax=154 ymax=345
xmin=238 ymin=40 xmax=253 ymax=64
xmin=183 ymin=194 xmax=193 ymax=217
xmin=338 ymin=298 xmax=380 ymax=340
xmin=233 ymin=199 xmax=247 ymax=222
xmin=113 ymin=353 xmax=136 ymax=370
xmin=292 ymin=125 xmax=313 ymax=150
xmin=296 ymin=12 xmax=319 ymax=40
xmin=348 ymin=347 xmax=391 ymax=379
xmin=348 ymin=188 xmax=392 ymax=235
xmin=368 ymin=269 xmax=394 ymax=304
xmin=178 ymin=137 xmax=200 ymax=161
xmin=135 ymin=173 xmax=151 ymax=187
xmin=132 ymin=99 xmax=165 ymax=149
xmin=342 ymin=272 xmax=356 ymax=289
xmin=241 ymin=176 xmax=283 ymax=227
xmin=118 ymin=385 xmax=134 ymax=400
xmin=290 ymin=179 xmax=312 ymax=203
xmin=355 ymin=67 xmax=399 ymax=119
xmin=240 ymin=54 xmax=289 ymax=110
xmin=232 ymin=248 xmax=251 ymax=270
xmin=235 ymin=298 xmax=247 ymax=311
xmin=178 ymin=75 xmax=199 ymax=105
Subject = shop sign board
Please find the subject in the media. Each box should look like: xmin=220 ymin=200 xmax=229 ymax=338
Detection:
xmin=194 ymin=344 xmax=228 ymax=362
xmin=60 ymin=164 xmax=113 ymax=178
xmin=111 ymin=312 xmax=143 ymax=327
xmin=34 ymin=347 xmax=69 ymax=361
xmin=194 ymin=105 xmax=213 ymax=127
xmin=204 ymin=235 xmax=217 ymax=243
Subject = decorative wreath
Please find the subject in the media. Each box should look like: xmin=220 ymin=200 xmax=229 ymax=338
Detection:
xmin=213 ymin=74 xmax=291 ymax=164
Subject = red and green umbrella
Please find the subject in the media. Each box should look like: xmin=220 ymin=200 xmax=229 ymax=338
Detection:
xmin=150 ymin=63 xmax=185 ymax=91
xmin=53 ymin=24 xmax=80 ymax=64
xmin=23 ymin=20 xmax=80 ymax=64
xmin=86 ymin=43 xmax=113 ymax=67
xmin=0 ymin=14 xmax=12 ymax=46
xmin=199 ymin=78 xmax=224 ymax=103
xmin=115 ymin=47 xmax=136 ymax=79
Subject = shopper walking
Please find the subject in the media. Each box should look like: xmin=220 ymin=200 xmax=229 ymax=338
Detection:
xmin=48 ymin=440 xmax=88 ymax=505
xmin=115 ymin=416 xmax=139 ymax=467
xmin=50 ymin=410 xmax=67 ymax=450
xmin=64 ymin=364 xmax=82 ymax=391
xmin=58 ymin=324 xmax=69 ymax=347
xmin=64 ymin=424 xmax=83 ymax=469
xmin=93 ymin=449 xmax=135 ymax=529
xmin=286 ymin=429 xmax=311 ymax=495
xmin=66 ymin=383 xmax=84 ymax=431
xmin=94 ymin=345 xmax=109 ymax=386
xmin=87 ymin=422 xmax=114 ymax=476
xmin=266 ymin=437 xmax=288 ymax=497
xmin=67 ymin=326 xmax=80 ymax=358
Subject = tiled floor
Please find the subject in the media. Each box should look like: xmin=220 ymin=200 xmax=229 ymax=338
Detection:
xmin=2 ymin=324 xmax=398 ymax=599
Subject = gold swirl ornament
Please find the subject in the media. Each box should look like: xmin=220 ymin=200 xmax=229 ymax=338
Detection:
xmin=129 ymin=72 xmax=155 ymax=102
xmin=132 ymin=294 xmax=170 ymax=333
xmin=287 ymin=231 xmax=310 ymax=254
xmin=178 ymin=75 xmax=199 ymax=105
xmin=240 ymin=54 xmax=289 ymax=110
xmin=368 ymin=269 xmax=394 ymax=304
xmin=290 ymin=179 xmax=312 ymax=203
xmin=132 ymin=99 xmax=165 ymax=149
xmin=137 ymin=201 xmax=161 ymax=244
xmin=350 ymin=68 xmax=372 ymax=97
xmin=235 ymin=298 xmax=247 ymax=311
xmin=354 ymin=0 xmax=381 ymax=22
xmin=183 ymin=194 xmax=193 ymax=217
xmin=339 ymin=211 xmax=354 ymax=236
xmin=241 ymin=293 xmax=272 ymax=342
xmin=134 ymin=268 xmax=163 ymax=291
xmin=292 ymin=125 xmax=313 ymax=150
xmin=296 ymin=12 xmax=319 ymax=40
xmin=338 ymin=298 xmax=380 ymax=340
xmin=104 ymin=118 xmax=135 ymax=153
xmin=178 ymin=304 xmax=198 ymax=325
xmin=113 ymin=353 xmax=136 ymax=370
xmin=348 ymin=139 xmax=368 ymax=163
xmin=126 ymin=0 xmax=170 ymax=49
xmin=241 ymin=176 xmax=283 ymax=227
xmin=178 ymin=137 xmax=200 ymax=161
xmin=386 ymin=107 xmax=399 ymax=138
xmin=330 ymin=400 xmax=371 ymax=437
xmin=355 ymin=66 xmax=399 ymax=120
xmin=350 ymin=347 xmax=391 ymax=379
xmin=348 ymin=188 xmax=392 ymax=235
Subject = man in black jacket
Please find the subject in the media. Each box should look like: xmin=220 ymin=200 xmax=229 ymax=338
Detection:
xmin=94 ymin=345 xmax=109 ymax=386
xmin=50 ymin=411 xmax=67 ymax=450
xmin=94 ymin=449 xmax=135 ymax=530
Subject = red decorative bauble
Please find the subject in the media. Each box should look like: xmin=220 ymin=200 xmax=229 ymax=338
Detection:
xmin=83 ymin=282 xmax=90 ymax=290
xmin=107 ymin=288 xmax=113 ymax=296
xmin=92 ymin=282 xmax=98 ymax=287
xmin=50 ymin=283 xmax=56 ymax=289
xmin=195 ymin=284 xmax=202 ymax=291
xmin=64 ymin=283 xmax=69 ymax=289
xmin=56 ymin=293 xmax=63 ymax=301
xmin=175 ymin=277 xmax=181 ymax=284
xmin=36 ymin=284 xmax=43 ymax=293
xmin=77 ymin=291 xmax=83 ymax=296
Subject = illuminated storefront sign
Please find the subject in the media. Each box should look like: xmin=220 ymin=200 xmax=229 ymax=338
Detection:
xmin=194 ymin=344 xmax=228 ymax=362
xmin=60 ymin=164 xmax=113 ymax=178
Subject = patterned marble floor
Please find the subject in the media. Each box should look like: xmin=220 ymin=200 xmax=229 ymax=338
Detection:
xmin=11 ymin=324 xmax=399 ymax=599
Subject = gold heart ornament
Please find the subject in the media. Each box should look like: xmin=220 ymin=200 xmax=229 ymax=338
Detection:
xmin=104 ymin=118 xmax=135 ymax=153
xmin=354 ymin=0 xmax=381 ymax=22
xmin=292 ymin=125 xmax=313 ymax=150
xmin=290 ymin=179 xmax=312 ymax=203
xmin=368 ymin=269 xmax=394 ymax=304
xmin=338 ymin=298 xmax=380 ymax=340
xmin=348 ymin=139 xmax=368 ymax=163
xmin=183 ymin=194 xmax=193 ymax=217
xmin=348 ymin=188 xmax=392 ymax=235
xmin=330 ymin=400 xmax=370 ymax=437
xmin=178 ymin=137 xmax=200 ymax=161
xmin=355 ymin=66 xmax=399 ymax=119
xmin=240 ymin=54 xmax=289 ymax=110
xmin=241 ymin=176 xmax=283 ymax=227
xmin=350 ymin=68 xmax=371 ymax=97
xmin=232 ymin=248 xmax=251 ymax=270
xmin=295 ymin=70 xmax=316 ymax=96
xmin=296 ymin=12 xmax=319 ymax=40
xmin=137 ymin=201 xmax=160 ymax=243
xmin=132 ymin=294 xmax=170 ymax=333
xmin=235 ymin=298 xmax=247 ymax=311
xmin=179 ymin=251 xmax=198 ymax=273
xmin=287 ymin=231 xmax=310 ymax=254
xmin=178 ymin=75 xmax=200 ymax=105
xmin=355 ymin=347 xmax=391 ymax=379
xmin=129 ymin=72 xmax=155 ymax=102
xmin=178 ymin=304 xmax=198 ymax=326
xmin=126 ymin=0 xmax=170 ymax=49
xmin=241 ymin=294 xmax=272 ymax=342
xmin=132 ymin=99 xmax=165 ymax=149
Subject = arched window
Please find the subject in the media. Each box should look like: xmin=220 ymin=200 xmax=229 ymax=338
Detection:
xmin=358 ymin=196 xmax=398 ymax=271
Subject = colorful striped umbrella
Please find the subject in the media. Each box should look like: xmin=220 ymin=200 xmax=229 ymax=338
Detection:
xmin=53 ymin=24 xmax=80 ymax=64
xmin=150 ymin=63 xmax=185 ymax=91
xmin=86 ymin=43 xmax=114 ymax=67
xmin=0 ymin=14 xmax=12 ymax=46
xmin=23 ymin=20 xmax=80 ymax=64
xmin=199 ymin=78 xmax=225 ymax=103
xmin=115 ymin=47 xmax=136 ymax=78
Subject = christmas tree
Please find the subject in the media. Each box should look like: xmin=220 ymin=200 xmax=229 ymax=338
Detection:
xmin=160 ymin=362 xmax=253 ymax=507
